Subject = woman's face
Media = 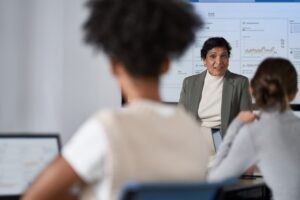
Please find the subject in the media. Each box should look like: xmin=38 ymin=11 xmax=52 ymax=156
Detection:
xmin=203 ymin=47 xmax=229 ymax=76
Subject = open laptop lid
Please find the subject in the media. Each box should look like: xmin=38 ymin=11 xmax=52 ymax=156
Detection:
xmin=0 ymin=133 xmax=60 ymax=199
xmin=211 ymin=129 xmax=222 ymax=153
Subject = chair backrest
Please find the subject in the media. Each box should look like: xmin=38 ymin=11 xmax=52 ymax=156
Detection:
xmin=119 ymin=181 xmax=227 ymax=200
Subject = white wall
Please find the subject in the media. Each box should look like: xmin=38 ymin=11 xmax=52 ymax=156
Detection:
xmin=0 ymin=0 xmax=121 ymax=144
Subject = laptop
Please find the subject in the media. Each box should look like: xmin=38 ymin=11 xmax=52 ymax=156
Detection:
xmin=211 ymin=129 xmax=222 ymax=153
xmin=0 ymin=133 xmax=60 ymax=199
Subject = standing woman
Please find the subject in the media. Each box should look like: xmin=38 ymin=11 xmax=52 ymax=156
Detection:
xmin=208 ymin=57 xmax=300 ymax=200
xmin=179 ymin=37 xmax=252 ymax=153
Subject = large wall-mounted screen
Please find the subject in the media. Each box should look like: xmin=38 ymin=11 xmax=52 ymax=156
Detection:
xmin=160 ymin=0 xmax=300 ymax=105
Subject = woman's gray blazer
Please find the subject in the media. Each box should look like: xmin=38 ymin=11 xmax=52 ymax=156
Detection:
xmin=179 ymin=70 xmax=252 ymax=136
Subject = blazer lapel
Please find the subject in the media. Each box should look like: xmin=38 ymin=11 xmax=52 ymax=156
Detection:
xmin=221 ymin=71 xmax=233 ymax=134
xmin=191 ymin=71 xmax=206 ymax=118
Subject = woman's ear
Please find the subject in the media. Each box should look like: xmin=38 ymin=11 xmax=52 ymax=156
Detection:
xmin=202 ymin=59 xmax=207 ymax=67
xmin=160 ymin=58 xmax=170 ymax=74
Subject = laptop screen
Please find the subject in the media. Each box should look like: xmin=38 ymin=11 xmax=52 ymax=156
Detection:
xmin=0 ymin=134 xmax=60 ymax=197
xmin=212 ymin=130 xmax=222 ymax=153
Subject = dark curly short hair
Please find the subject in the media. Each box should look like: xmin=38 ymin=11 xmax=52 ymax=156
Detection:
xmin=200 ymin=37 xmax=232 ymax=59
xmin=83 ymin=0 xmax=203 ymax=78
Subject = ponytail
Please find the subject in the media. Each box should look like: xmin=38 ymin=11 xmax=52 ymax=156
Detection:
xmin=251 ymin=75 xmax=287 ymax=112
xmin=251 ymin=58 xmax=297 ymax=112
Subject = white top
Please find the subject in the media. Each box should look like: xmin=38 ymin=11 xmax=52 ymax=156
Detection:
xmin=63 ymin=100 xmax=210 ymax=200
xmin=62 ymin=117 xmax=110 ymax=200
xmin=208 ymin=108 xmax=300 ymax=200
xmin=198 ymin=72 xmax=224 ymax=128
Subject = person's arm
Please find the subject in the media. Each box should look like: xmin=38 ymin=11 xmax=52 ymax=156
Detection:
xmin=208 ymin=125 xmax=257 ymax=181
xmin=240 ymin=78 xmax=252 ymax=111
xmin=208 ymin=112 xmax=257 ymax=181
xmin=21 ymin=118 xmax=108 ymax=200
xmin=208 ymin=118 xmax=243 ymax=169
xmin=210 ymin=112 xmax=256 ymax=168
xmin=21 ymin=156 xmax=81 ymax=200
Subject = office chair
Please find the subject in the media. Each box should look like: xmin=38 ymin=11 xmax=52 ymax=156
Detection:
xmin=119 ymin=180 xmax=233 ymax=200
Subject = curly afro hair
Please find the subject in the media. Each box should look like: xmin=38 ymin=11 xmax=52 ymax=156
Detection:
xmin=84 ymin=0 xmax=203 ymax=78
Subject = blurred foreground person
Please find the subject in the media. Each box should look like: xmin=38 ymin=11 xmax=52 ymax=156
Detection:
xmin=208 ymin=57 xmax=300 ymax=200
xmin=21 ymin=0 xmax=210 ymax=200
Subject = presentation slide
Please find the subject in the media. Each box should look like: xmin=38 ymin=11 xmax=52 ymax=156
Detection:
xmin=160 ymin=0 xmax=300 ymax=104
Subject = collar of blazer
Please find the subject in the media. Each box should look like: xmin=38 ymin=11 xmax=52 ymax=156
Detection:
xmin=195 ymin=70 xmax=234 ymax=99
